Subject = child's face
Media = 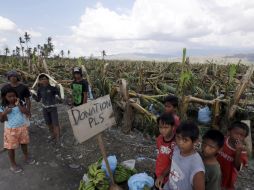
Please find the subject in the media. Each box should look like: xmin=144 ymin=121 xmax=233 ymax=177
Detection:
xmin=164 ymin=102 xmax=175 ymax=114
xmin=74 ymin=73 xmax=82 ymax=80
xmin=229 ymin=127 xmax=247 ymax=146
xmin=159 ymin=121 xmax=174 ymax=138
xmin=201 ymin=138 xmax=220 ymax=158
xmin=9 ymin=76 xmax=18 ymax=83
xmin=176 ymin=134 xmax=195 ymax=154
xmin=39 ymin=77 xmax=49 ymax=86
xmin=6 ymin=92 xmax=17 ymax=104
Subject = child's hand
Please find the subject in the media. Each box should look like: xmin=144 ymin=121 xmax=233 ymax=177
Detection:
xmin=235 ymin=139 xmax=246 ymax=152
xmin=155 ymin=176 xmax=164 ymax=189
xmin=15 ymin=98 xmax=20 ymax=106
xmin=4 ymin=107 xmax=12 ymax=114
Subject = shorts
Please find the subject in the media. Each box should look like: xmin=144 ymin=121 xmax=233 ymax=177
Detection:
xmin=4 ymin=125 xmax=30 ymax=149
xmin=43 ymin=107 xmax=59 ymax=126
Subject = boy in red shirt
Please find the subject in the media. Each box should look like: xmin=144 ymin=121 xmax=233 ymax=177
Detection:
xmin=217 ymin=121 xmax=249 ymax=190
xmin=155 ymin=113 xmax=176 ymax=189
xmin=163 ymin=95 xmax=180 ymax=128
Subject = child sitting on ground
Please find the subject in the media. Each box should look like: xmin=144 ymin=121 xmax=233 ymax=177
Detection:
xmin=32 ymin=74 xmax=61 ymax=144
xmin=201 ymin=129 xmax=224 ymax=190
xmin=163 ymin=121 xmax=205 ymax=190
xmin=217 ymin=121 xmax=249 ymax=190
xmin=163 ymin=95 xmax=180 ymax=128
xmin=155 ymin=113 xmax=176 ymax=189
xmin=0 ymin=87 xmax=35 ymax=173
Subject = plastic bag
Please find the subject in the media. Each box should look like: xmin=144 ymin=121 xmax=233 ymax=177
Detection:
xmin=101 ymin=155 xmax=117 ymax=177
xmin=128 ymin=173 xmax=154 ymax=190
xmin=198 ymin=106 xmax=211 ymax=124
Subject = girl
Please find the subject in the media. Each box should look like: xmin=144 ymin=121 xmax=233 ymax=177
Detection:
xmin=0 ymin=87 xmax=35 ymax=173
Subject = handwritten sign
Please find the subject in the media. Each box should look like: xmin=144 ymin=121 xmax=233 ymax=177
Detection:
xmin=68 ymin=95 xmax=116 ymax=143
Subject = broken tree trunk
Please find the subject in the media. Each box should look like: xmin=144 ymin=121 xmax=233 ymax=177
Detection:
xmin=228 ymin=65 xmax=254 ymax=119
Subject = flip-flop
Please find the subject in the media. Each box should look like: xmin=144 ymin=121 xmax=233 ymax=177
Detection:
xmin=25 ymin=158 xmax=36 ymax=165
xmin=10 ymin=166 xmax=23 ymax=173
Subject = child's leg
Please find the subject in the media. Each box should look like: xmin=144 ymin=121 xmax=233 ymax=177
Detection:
xmin=21 ymin=144 xmax=28 ymax=160
xmin=7 ymin=149 xmax=17 ymax=167
xmin=43 ymin=108 xmax=54 ymax=139
xmin=51 ymin=107 xmax=60 ymax=143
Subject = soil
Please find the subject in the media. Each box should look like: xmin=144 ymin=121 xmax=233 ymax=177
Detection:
xmin=0 ymin=80 xmax=253 ymax=190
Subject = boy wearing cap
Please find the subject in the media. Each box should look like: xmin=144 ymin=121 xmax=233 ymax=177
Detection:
xmin=71 ymin=67 xmax=88 ymax=107
xmin=1 ymin=70 xmax=31 ymax=117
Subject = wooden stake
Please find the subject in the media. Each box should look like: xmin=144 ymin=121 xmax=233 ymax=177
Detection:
xmin=97 ymin=134 xmax=115 ymax=184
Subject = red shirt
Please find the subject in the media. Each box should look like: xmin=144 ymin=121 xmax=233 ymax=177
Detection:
xmin=217 ymin=137 xmax=248 ymax=189
xmin=155 ymin=135 xmax=176 ymax=183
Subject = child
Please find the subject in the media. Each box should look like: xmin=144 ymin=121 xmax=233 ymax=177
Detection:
xmin=163 ymin=121 xmax=205 ymax=190
xmin=164 ymin=95 xmax=180 ymax=128
xmin=202 ymin=129 xmax=224 ymax=190
xmin=155 ymin=113 xmax=176 ymax=189
xmin=217 ymin=121 xmax=249 ymax=190
xmin=0 ymin=87 xmax=34 ymax=173
xmin=1 ymin=70 xmax=31 ymax=116
xmin=32 ymin=74 xmax=61 ymax=143
xmin=71 ymin=67 xmax=88 ymax=107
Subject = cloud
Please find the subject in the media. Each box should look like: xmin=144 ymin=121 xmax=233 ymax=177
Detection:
xmin=17 ymin=28 xmax=42 ymax=38
xmin=64 ymin=0 xmax=254 ymax=56
xmin=0 ymin=16 xmax=16 ymax=31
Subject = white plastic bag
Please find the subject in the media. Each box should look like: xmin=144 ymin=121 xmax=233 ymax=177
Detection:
xmin=128 ymin=173 xmax=154 ymax=190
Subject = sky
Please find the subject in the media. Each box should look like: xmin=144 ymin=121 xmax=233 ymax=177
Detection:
xmin=0 ymin=0 xmax=254 ymax=57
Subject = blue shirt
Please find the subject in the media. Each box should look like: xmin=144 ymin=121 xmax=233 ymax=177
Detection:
xmin=0 ymin=106 xmax=26 ymax=128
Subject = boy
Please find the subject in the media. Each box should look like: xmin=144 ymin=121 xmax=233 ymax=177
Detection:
xmin=217 ymin=121 xmax=249 ymax=190
xmin=163 ymin=121 xmax=205 ymax=190
xmin=32 ymin=74 xmax=60 ymax=143
xmin=202 ymin=129 xmax=224 ymax=190
xmin=164 ymin=95 xmax=180 ymax=128
xmin=155 ymin=113 xmax=176 ymax=189
xmin=71 ymin=67 xmax=88 ymax=107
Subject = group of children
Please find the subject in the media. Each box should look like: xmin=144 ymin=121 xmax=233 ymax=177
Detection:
xmin=0 ymin=68 xmax=250 ymax=190
xmin=154 ymin=96 xmax=249 ymax=190
xmin=0 ymin=67 xmax=89 ymax=173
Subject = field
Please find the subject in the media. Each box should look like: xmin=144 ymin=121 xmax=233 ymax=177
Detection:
xmin=1 ymin=47 xmax=254 ymax=189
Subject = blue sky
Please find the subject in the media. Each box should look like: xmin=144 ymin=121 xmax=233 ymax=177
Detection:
xmin=0 ymin=0 xmax=254 ymax=57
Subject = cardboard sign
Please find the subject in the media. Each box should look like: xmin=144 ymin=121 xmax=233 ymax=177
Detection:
xmin=68 ymin=95 xmax=116 ymax=143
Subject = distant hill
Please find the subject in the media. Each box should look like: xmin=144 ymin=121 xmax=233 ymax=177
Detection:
xmin=224 ymin=53 xmax=254 ymax=62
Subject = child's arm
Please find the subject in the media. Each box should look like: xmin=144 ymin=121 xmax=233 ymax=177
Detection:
xmin=234 ymin=140 xmax=246 ymax=170
xmin=193 ymin=171 xmax=205 ymax=190
xmin=155 ymin=166 xmax=171 ymax=188
xmin=0 ymin=107 xmax=11 ymax=122
xmin=16 ymin=99 xmax=29 ymax=115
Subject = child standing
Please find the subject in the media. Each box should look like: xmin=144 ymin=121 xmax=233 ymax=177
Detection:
xmin=163 ymin=95 xmax=180 ymax=128
xmin=202 ymin=129 xmax=224 ymax=190
xmin=71 ymin=67 xmax=88 ymax=107
xmin=217 ymin=121 xmax=249 ymax=190
xmin=155 ymin=113 xmax=176 ymax=189
xmin=0 ymin=88 xmax=34 ymax=173
xmin=163 ymin=121 xmax=205 ymax=190
xmin=32 ymin=74 xmax=61 ymax=143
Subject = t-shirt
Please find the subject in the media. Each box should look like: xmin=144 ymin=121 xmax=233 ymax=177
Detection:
xmin=1 ymin=83 xmax=31 ymax=104
xmin=217 ymin=137 xmax=248 ymax=189
xmin=163 ymin=146 xmax=205 ymax=190
xmin=205 ymin=163 xmax=221 ymax=190
xmin=155 ymin=135 xmax=176 ymax=183
xmin=71 ymin=79 xmax=88 ymax=106
xmin=0 ymin=106 xmax=26 ymax=128
xmin=36 ymin=85 xmax=59 ymax=107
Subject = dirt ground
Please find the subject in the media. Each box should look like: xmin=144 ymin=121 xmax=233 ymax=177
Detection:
xmin=0 ymin=95 xmax=254 ymax=190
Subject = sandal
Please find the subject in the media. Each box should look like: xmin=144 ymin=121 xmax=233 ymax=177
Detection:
xmin=10 ymin=166 xmax=23 ymax=173
xmin=25 ymin=158 xmax=36 ymax=165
